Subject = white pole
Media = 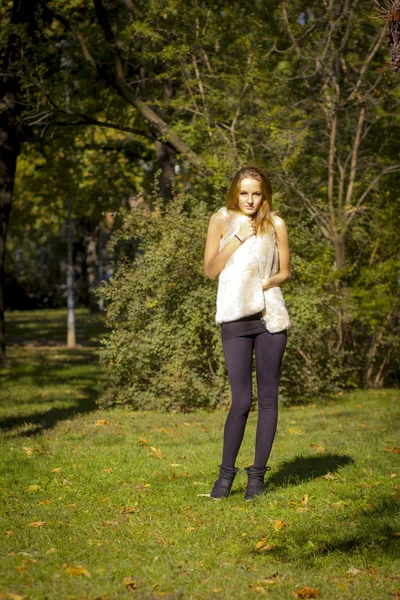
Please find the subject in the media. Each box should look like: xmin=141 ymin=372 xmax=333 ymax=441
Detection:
xmin=67 ymin=196 xmax=76 ymax=347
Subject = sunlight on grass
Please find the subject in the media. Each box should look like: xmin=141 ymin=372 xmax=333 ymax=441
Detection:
xmin=0 ymin=310 xmax=399 ymax=599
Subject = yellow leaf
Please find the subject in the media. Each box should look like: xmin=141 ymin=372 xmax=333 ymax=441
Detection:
xmin=46 ymin=548 xmax=56 ymax=554
xmin=39 ymin=499 xmax=52 ymax=505
xmin=248 ymin=584 xmax=266 ymax=594
xmin=23 ymin=447 xmax=35 ymax=457
xmin=137 ymin=437 xmax=149 ymax=446
xmin=293 ymin=586 xmax=322 ymax=598
xmin=390 ymin=473 xmax=397 ymax=478
xmin=95 ymin=420 xmax=107 ymax=426
xmin=99 ymin=497 xmax=110 ymax=502
xmin=27 ymin=521 xmax=46 ymax=528
xmin=102 ymin=468 xmax=113 ymax=473
xmin=50 ymin=468 xmax=61 ymax=473
xmin=384 ymin=447 xmax=400 ymax=453
xmin=120 ymin=506 xmax=138 ymax=513
xmin=256 ymin=536 xmax=269 ymax=550
xmin=65 ymin=565 xmax=91 ymax=577
xmin=258 ymin=543 xmax=278 ymax=552
xmin=169 ymin=463 xmax=182 ymax=467
xmin=123 ymin=576 xmax=137 ymax=591
xmin=6 ymin=593 xmax=24 ymax=600
xmin=273 ymin=520 xmax=288 ymax=530
xmin=322 ymin=472 xmax=335 ymax=479
xmin=301 ymin=494 xmax=309 ymax=505
xmin=5 ymin=530 xmax=14 ymax=537
xmin=27 ymin=485 xmax=40 ymax=492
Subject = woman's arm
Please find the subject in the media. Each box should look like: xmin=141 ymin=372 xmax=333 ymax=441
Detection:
xmin=204 ymin=212 xmax=243 ymax=280
xmin=261 ymin=216 xmax=291 ymax=290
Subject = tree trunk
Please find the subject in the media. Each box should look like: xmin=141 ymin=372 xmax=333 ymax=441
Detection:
xmin=0 ymin=72 xmax=22 ymax=367
xmin=0 ymin=0 xmax=41 ymax=367
xmin=155 ymin=140 xmax=175 ymax=203
xmin=333 ymin=233 xmax=347 ymax=271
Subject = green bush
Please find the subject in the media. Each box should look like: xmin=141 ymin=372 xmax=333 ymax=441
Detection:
xmin=95 ymin=190 xmax=398 ymax=412
xmin=95 ymin=193 xmax=230 ymax=411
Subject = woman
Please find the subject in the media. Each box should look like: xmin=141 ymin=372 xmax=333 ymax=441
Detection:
xmin=203 ymin=166 xmax=291 ymax=501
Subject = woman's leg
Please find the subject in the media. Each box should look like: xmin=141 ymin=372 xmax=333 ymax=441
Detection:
xmin=221 ymin=335 xmax=255 ymax=468
xmin=252 ymin=330 xmax=287 ymax=469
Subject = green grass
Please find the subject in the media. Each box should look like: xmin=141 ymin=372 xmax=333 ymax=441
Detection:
xmin=0 ymin=309 xmax=399 ymax=599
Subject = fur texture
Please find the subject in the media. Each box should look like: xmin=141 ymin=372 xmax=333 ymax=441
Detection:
xmin=215 ymin=207 xmax=291 ymax=333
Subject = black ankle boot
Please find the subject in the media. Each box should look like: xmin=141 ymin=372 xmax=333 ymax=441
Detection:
xmin=244 ymin=465 xmax=271 ymax=500
xmin=210 ymin=464 xmax=240 ymax=499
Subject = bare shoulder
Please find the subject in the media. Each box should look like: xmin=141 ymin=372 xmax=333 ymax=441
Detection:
xmin=208 ymin=208 xmax=226 ymax=234
xmin=271 ymin=212 xmax=287 ymax=229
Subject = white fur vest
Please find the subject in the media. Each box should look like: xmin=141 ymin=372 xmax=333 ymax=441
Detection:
xmin=215 ymin=207 xmax=291 ymax=334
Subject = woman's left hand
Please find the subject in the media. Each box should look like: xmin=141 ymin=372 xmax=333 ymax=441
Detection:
xmin=261 ymin=278 xmax=280 ymax=290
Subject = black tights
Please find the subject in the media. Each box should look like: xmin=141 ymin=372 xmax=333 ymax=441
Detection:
xmin=221 ymin=330 xmax=287 ymax=470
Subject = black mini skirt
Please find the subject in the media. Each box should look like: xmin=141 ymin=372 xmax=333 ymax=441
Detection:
xmin=221 ymin=311 xmax=267 ymax=341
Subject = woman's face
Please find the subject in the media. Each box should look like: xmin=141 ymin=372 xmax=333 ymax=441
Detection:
xmin=237 ymin=177 xmax=263 ymax=216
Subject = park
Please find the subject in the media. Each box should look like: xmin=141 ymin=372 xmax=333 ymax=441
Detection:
xmin=1 ymin=1 xmax=400 ymax=598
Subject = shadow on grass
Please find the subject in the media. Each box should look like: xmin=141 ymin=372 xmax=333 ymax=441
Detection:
xmin=230 ymin=454 xmax=354 ymax=496
xmin=0 ymin=388 xmax=98 ymax=438
xmin=268 ymin=454 xmax=355 ymax=488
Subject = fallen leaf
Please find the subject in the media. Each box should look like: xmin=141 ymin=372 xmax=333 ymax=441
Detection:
xmin=27 ymin=521 xmax=46 ymax=528
xmin=5 ymin=530 xmax=14 ymax=537
xmin=39 ymin=499 xmax=52 ymax=505
xmin=248 ymin=584 xmax=266 ymax=594
xmin=65 ymin=565 xmax=91 ymax=577
xmin=6 ymin=593 xmax=24 ymax=600
xmin=99 ymin=497 xmax=110 ymax=502
xmin=46 ymin=548 xmax=56 ymax=554
xmin=149 ymin=447 xmax=164 ymax=458
xmin=121 ymin=506 xmax=138 ymax=513
xmin=123 ymin=576 xmax=137 ymax=591
xmin=28 ymin=485 xmax=40 ymax=492
xmin=273 ymin=520 xmax=288 ymax=530
xmin=95 ymin=420 xmax=108 ymax=426
xmin=50 ymin=468 xmax=61 ymax=473
xmin=15 ymin=566 xmax=29 ymax=572
xmin=310 ymin=444 xmax=325 ymax=453
xmin=390 ymin=473 xmax=397 ymax=478
xmin=169 ymin=463 xmax=182 ymax=467
xmin=259 ymin=572 xmax=282 ymax=584
xmin=345 ymin=567 xmax=362 ymax=576
xmin=137 ymin=437 xmax=149 ymax=446
xmin=322 ymin=472 xmax=335 ymax=480
xmin=102 ymin=468 xmax=113 ymax=473
xmin=256 ymin=537 xmax=278 ymax=552
xmin=23 ymin=447 xmax=35 ymax=457
xmin=384 ymin=447 xmax=400 ymax=453
xmin=293 ymin=586 xmax=321 ymax=598
xmin=301 ymin=494 xmax=309 ymax=505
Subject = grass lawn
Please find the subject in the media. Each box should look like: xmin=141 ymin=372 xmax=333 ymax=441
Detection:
xmin=0 ymin=309 xmax=399 ymax=599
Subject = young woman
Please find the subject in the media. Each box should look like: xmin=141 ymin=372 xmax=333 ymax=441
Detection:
xmin=204 ymin=166 xmax=291 ymax=501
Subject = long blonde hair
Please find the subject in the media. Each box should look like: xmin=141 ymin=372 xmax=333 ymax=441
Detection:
xmin=225 ymin=166 xmax=277 ymax=235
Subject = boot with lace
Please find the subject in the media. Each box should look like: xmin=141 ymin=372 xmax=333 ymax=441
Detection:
xmin=210 ymin=464 xmax=240 ymax=499
xmin=244 ymin=465 xmax=271 ymax=500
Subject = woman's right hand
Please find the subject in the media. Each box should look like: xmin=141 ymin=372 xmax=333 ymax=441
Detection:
xmin=237 ymin=219 xmax=256 ymax=242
